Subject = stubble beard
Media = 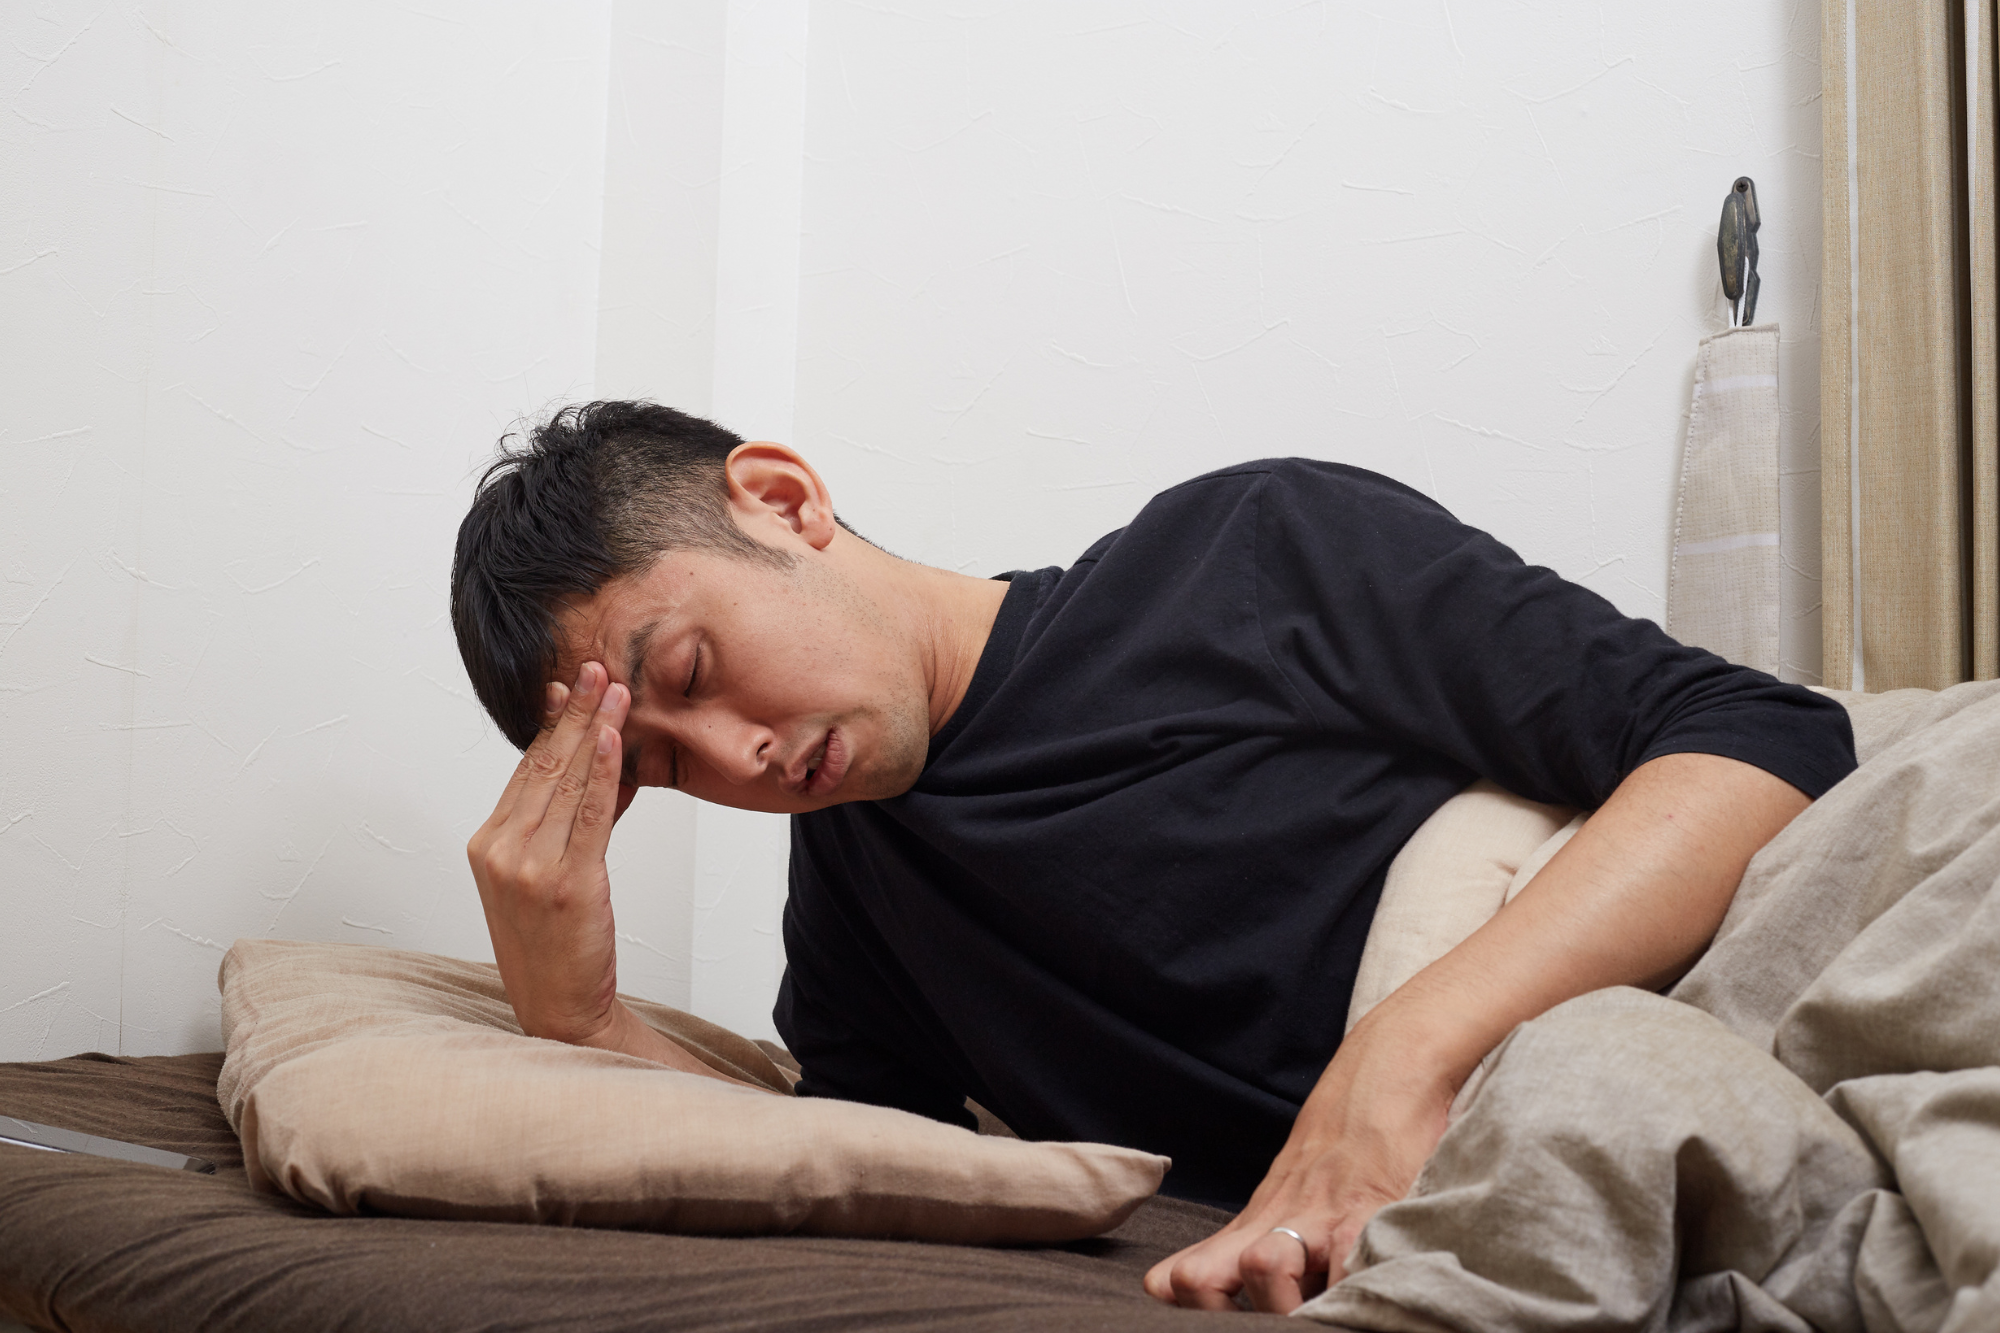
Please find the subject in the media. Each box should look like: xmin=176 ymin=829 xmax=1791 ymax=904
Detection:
xmin=847 ymin=688 xmax=932 ymax=802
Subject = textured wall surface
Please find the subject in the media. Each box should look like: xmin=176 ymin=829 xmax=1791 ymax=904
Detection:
xmin=795 ymin=1 xmax=1824 ymax=629
xmin=0 ymin=1 xmax=659 ymax=1058
xmin=4 ymin=0 xmax=1823 ymax=1058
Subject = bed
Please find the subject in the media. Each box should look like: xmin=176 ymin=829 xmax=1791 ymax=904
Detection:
xmin=8 ymin=682 xmax=2000 ymax=1332
xmin=0 ymin=1049 xmax=1298 ymax=1332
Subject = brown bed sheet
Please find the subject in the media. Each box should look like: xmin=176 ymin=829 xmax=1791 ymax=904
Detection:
xmin=0 ymin=1052 xmax=1309 ymax=1332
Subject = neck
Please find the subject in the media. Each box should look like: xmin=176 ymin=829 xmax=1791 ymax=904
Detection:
xmin=835 ymin=532 xmax=1010 ymax=736
xmin=920 ymin=564 xmax=1011 ymax=735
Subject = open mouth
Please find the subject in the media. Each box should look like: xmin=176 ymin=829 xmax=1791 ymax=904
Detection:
xmin=801 ymin=729 xmax=849 ymax=797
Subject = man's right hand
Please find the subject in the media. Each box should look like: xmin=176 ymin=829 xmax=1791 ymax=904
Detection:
xmin=466 ymin=661 xmax=783 ymax=1089
xmin=467 ymin=662 xmax=631 ymax=1048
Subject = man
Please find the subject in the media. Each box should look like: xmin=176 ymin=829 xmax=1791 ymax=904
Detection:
xmin=451 ymin=401 xmax=1852 ymax=1314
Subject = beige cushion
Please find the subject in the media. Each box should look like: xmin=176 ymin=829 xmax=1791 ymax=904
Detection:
xmin=1346 ymin=781 xmax=1581 ymax=1031
xmin=1345 ymin=688 xmax=1960 ymax=1034
xmin=216 ymin=938 xmax=1167 ymax=1243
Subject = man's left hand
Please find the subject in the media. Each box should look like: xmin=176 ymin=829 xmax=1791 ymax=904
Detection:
xmin=1143 ymin=1009 xmax=1452 ymax=1312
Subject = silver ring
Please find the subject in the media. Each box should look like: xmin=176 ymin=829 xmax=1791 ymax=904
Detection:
xmin=1268 ymin=1225 xmax=1308 ymax=1250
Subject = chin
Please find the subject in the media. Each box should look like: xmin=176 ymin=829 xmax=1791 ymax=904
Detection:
xmin=803 ymin=755 xmax=920 ymax=810
xmin=866 ymin=735 xmax=932 ymax=802
xmin=791 ymin=708 xmax=930 ymax=810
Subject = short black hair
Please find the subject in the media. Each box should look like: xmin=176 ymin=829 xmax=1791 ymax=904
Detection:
xmin=450 ymin=400 xmax=789 ymax=750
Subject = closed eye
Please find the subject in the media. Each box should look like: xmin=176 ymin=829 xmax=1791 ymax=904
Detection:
xmin=685 ymin=643 xmax=702 ymax=696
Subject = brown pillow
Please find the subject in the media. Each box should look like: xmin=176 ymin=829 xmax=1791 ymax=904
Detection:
xmin=217 ymin=939 xmax=1166 ymax=1243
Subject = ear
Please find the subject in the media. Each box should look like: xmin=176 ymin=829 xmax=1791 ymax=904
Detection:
xmin=722 ymin=443 xmax=839 ymax=553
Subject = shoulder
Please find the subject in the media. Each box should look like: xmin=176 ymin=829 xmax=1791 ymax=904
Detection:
xmin=1145 ymin=458 xmax=1450 ymax=524
xmin=1134 ymin=459 xmax=1472 ymax=574
xmin=1052 ymin=459 xmax=1476 ymax=603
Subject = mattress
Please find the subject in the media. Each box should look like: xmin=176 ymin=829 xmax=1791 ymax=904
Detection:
xmin=0 ymin=1051 xmax=1295 ymax=1332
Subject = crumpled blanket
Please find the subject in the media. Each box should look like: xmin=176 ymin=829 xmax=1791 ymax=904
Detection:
xmin=1297 ymin=680 xmax=2000 ymax=1333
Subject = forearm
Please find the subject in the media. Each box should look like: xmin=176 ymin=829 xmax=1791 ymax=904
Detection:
xmin=470 ymin=663 xmax=768 ymax=1093
xmin=1339 ymin=751 xmax=1810 ymax=1101
xmin=491 ymin=933 xmax=761 ymax=1088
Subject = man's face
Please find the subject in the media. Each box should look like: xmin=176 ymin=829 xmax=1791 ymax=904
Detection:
xmin=559 ymin=546 xmax=934 ymax=819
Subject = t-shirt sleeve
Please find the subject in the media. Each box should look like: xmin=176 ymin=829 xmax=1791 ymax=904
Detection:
xmin=775 ymin=832 xmax=978 ymax=1132
xmin=1250 ymin=461 xmax=1856 ymax=806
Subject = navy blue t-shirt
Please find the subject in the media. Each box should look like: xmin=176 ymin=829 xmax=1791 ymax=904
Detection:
xmin=774 ymin=459 xmax=1855 ymax=1209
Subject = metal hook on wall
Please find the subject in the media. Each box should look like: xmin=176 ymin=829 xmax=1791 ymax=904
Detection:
xmin=1718 ymin=176 xmax=1761 ymax=327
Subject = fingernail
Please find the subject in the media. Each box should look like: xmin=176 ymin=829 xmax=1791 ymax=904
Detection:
xmin=544 ymin=683 xmax=563 ymax=714
xmin=597 ymin=725 xmax=616 ymax=754
xmin=603 ymin=683 xmax=627 ymax=711
xmin=575 ymin=664 xmax=594 ymax=692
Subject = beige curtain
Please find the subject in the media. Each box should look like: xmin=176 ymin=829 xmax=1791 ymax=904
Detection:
xmin=1822 ymin=0 xmax=2000 ymax=690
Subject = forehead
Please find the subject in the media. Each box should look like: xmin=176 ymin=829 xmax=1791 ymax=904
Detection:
xmin=553 ymin=564 xmax=694 ymax=683
xmin=551 ymin=550 xmax=778 ymax=681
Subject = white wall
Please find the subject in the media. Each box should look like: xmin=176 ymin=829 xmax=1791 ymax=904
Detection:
xmin=795 ymin=1 xmax=1824 ymax=628
xmin=2 ymin=0 xmax=1824 ymax=1059
xmin=0 ymin=0 xmax=680 ymax=1058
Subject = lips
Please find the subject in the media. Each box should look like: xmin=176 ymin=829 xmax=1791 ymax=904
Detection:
xmin=799 ymin=728 xmax=850 ymax=798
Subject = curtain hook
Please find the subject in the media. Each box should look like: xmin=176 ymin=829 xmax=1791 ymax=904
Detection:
xmin=1717 ymin=176 xmax=1761 ymax=328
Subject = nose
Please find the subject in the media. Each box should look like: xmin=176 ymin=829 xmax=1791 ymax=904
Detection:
xmin=704 ymin=713 xmax=776 ymax=787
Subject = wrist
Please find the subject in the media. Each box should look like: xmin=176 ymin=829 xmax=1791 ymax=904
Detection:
xmin=512 ymin=987 xmax=624 ymax=1050
xmin=567 ymin=998 xmax=639 ymax=1055
xmin=580 ymin=1003 xmax=761 ymax=1086
xmin=1342 ymin=992 xmax=1495 ymax=1100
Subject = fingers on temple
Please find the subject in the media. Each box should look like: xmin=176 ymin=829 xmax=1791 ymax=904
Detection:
xmin=532 ymin=705 xmax=595 ymax=828
xmin=489 ymin=681 xmax=570 ymax=826
xmin=532 ymin=682 xmax=627 ymax=859
xmin=569 ymin=720 xmax=622 ymax=861
xmin=516 ymin=665 xmax=607 ymax=823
